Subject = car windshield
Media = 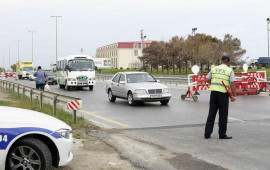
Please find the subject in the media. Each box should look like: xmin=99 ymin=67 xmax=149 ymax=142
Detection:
xmin=22 ymin=67 xmax=33 ymax=71
xmin=46 ymin=72 xmax=56 ymax=76
xmin=126 ymin=73 xmax=156 ymax=83
xmin=68 ymin=59 xmax=95 ymax=71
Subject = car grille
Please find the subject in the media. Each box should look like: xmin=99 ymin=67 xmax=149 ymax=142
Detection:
xmin=148 ymin=89 xmax=162 ymax=94
xmin=77 ymin=76 xmax=88 ymax=81
xmin=77 ymin=76 xmax=88 ymax=84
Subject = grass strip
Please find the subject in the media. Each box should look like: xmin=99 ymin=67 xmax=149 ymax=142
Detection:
xmin=0 ymin=91 xmax=88 ymax=130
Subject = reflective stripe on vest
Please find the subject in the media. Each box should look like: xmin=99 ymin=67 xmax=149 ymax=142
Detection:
xmin=209 ymin=65 xmax=232 ymax=93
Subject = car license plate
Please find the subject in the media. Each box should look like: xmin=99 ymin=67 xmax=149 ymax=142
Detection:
xmin=150 ymin=94 xmax=162 ymax=98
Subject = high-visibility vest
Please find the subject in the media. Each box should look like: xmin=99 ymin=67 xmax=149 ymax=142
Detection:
xmin=209 ymin=64 xmax=232 ymax=93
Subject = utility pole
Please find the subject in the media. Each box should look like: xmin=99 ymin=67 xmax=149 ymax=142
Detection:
xmin=267 ymin=18 xmax=270 ymax=59
xmin=28 ymin=30 xmax=36 ymax=62
xmin=9 ymin=47 xmax=10 ymax=68
xmin=80 ymin=48 xmax=85 ymax=55
xmin=140 ymin=29 xmax=147 ymax=70
xmin=16 ymin=40 xmax=22 ymax=62
xmin=51 ymin=16 xmax=62 ymax=65
xmin=2 ymin=49 xmax=4 ymax=69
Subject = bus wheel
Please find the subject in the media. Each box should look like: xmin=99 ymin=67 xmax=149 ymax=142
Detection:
xmin=67 ymin=86 xmax=71 ymax=91
xmin=89 ymin=85 xmax=93 ymax=91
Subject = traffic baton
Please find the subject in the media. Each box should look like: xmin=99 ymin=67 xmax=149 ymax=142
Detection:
xmin=222 ymin=81 xmax=233 ymax=100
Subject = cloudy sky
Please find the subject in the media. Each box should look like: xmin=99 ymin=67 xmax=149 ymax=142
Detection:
xmin=0 ymin=0 xmax=269 ymax=68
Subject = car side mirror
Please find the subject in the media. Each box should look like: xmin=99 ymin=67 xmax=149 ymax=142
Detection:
xmin=119 ymin=81 xmax=125 ymax=84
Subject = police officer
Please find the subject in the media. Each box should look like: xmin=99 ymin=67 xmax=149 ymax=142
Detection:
xmin=204 ymin=56 xmax=237 ymax=139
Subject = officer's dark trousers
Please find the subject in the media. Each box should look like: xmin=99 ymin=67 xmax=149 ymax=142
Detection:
xmin=205 ymin=91 xmax=229 ymax=137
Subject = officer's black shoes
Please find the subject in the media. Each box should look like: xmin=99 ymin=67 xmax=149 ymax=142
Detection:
xmin=219 ymin=135 xmax=232 ymax=139
xmin=204 ymin=134 xmax=211 ymax=139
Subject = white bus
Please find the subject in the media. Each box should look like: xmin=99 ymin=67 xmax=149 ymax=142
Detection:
xmin=57 ymin=55 xmax=96 ymax=91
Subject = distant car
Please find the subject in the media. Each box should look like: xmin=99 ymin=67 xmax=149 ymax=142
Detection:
xmin=0 ymin=106 xmax=73 ymax=169
xmin=105 ymin=72 xmax=171 ymax=105
xmin=46 ymin=72 xmax=58 ymax=85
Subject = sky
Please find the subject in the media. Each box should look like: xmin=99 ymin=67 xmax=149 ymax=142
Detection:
xmin=0 ymin=0 xmax=269 ymax=69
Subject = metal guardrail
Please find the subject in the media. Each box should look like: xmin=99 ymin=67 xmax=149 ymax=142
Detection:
xmin=0 ymin=79 xmax=82 ymax=122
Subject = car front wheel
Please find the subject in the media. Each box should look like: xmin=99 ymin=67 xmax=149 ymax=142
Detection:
xmin=127 ymin=92 xmax=136 ymax=106
xmin=108 ymin=89 xmax=116 ymax=102
xmin=89 ymin=85 xmax=93 ymax=91
xmin=160 ymin=99 xmax=170 ymax=105
xmin=7 ymin=137 xmax=52 ymax=170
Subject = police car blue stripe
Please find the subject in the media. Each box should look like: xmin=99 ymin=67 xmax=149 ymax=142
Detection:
xmin=0 ymin=127 xmax=62 ymax=150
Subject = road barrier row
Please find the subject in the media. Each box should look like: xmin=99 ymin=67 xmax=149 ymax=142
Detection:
xmin=95 ymin=74 xmax=270 ymax=87
xmin=0 ymin=79 xmax=82 ymax=122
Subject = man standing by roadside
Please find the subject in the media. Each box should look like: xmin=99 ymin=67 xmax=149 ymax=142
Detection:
xmin=204 ymin=56 xmax=237 ymax=139
xmin=34 ymin=66 xmax=48 ymax=90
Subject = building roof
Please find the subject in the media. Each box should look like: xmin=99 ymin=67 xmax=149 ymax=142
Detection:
xmin=117 ymin=41 xmax=153 ymax=48
xmin=96 ymin=41 xmax=154 ymax=50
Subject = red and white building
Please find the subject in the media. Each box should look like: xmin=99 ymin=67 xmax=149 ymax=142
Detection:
xmin=96 ymin=41 xmax=152 ymax=69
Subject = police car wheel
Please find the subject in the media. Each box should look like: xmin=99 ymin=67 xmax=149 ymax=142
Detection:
xmin=7 ymin=137 xmax=52 ymax=170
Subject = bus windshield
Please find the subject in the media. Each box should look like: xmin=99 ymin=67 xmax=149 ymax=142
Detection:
xmin=68 ymin=59 xmax=95 ymax=71
xmin=22 ymin=67 xmax=34 ymax=71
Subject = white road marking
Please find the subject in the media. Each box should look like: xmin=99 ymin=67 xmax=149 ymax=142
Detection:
xmin=228 ymin=117 xmax=245 ymax=122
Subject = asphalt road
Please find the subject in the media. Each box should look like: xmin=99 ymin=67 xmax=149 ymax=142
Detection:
xmin=8 ymin=78 xmax=270 ymax=170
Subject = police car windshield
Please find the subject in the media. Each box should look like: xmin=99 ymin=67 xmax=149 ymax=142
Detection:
xmin=127 ymin=73 xmax=156 ymax=83
xmin=68 ymin=59 xmax=94 ymax=71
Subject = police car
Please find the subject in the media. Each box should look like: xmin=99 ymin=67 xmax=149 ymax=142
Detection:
xmin=0 ymin=106 xmax=73 ymax=169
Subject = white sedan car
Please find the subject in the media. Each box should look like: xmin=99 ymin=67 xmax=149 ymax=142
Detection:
xmin=105 ymin=72 xmax=171 ymax=105
xmin=0 ymin=106 xmax=73 ymax=170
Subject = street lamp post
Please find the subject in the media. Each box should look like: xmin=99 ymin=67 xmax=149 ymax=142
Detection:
xmin=2 ymin=49 xmax=4 ymax=69
xmin=51 ymin=16 xmax=62 ymax=65
xmin=140 ymin=29 xmax=147 ymax=70
xmin=16 ymin=40 xmax=22 ymax=62
xmin=267 ymin=18 xmax=270 ymax=59
xmin=192 ymin=28 xmax=197 ymax=36
xmin=28 ymin=31 xmax=36 ymax=62
xmin=9 ymin=47 xmax=10 ymax=68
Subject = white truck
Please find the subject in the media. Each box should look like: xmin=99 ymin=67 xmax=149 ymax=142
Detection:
xmin=16 ymin=61 xmax=34 ymax=79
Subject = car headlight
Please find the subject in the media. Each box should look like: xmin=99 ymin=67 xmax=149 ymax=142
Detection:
xmin=55 ymin=129 xmax=72 ymax=139
xmin=135 ymin=89 xmax=147 ymax=94
xmin=163 ymin=88 xmax=170 ymax=93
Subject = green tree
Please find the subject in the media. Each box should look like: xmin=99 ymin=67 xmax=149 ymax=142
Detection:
xmin=11 ymin=64 xmax=16 ymax=72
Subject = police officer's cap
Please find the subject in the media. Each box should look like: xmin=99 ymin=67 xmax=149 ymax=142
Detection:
xmin=221 ymin=56 xmax=230 ymax=62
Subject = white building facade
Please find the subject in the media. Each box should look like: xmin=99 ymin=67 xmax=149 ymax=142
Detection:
xmin=96 ymin=41 xmax=152 ymax=69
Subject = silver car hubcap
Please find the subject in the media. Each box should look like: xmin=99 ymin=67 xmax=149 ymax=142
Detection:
xmin=9 ymin=146 xmax=41 ymax=170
